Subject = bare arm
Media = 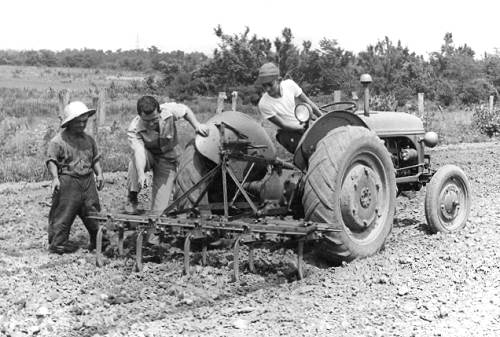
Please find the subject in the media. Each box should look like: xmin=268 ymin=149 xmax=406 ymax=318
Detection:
xmin=93 ymin=160 xmax=103 ymax=177
xmin=268 ymin=115 xmax=304 ymax=132
xmin=47 ymin=161 xmax=60 ymax=194
xmin=127 ymin=126 xmax=147 ymax=188
xmin=93 ymin=160 xmax=104 ymax=191
xmin=183 ymin=108 xmax=209 ymax=136
xmin=298 ymin=92 xmax=322 ymax=117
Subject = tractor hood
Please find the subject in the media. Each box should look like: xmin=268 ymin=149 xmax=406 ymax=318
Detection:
xmin=293 ymin=110 xmax=425 ymax=171
xmin=357 ymin=111 xmax=424 ymax=136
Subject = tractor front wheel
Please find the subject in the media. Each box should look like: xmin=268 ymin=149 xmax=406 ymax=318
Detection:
xmin=302 ymin=126 xmax=397 ymax=264
xmin=424 ymin=165 xmax=471 ymax=233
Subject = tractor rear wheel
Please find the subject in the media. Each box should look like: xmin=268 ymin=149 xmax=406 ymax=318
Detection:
xmin=174 ymin=141 xmax=214 ymax=212
xmin=302 ymin=126 xmax=396 ymax=264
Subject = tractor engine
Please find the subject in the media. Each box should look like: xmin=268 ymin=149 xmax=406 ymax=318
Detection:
xmin=383 ymin=137 xmax=419 ymax=177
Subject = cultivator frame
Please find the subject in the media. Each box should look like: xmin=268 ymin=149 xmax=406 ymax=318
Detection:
xmin=88 ymin=122 xmax=340 ymax=281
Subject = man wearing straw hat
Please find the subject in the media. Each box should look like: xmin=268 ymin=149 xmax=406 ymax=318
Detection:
xmin=46 ymin=101 xmax=109 ymax=254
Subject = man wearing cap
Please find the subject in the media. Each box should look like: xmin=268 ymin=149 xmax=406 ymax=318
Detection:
xmin=124 ymin=95 xmax=209 ymax=215
xmin=256 ymin=62 xmax=322 ymax=153
xmin=46 ymin=101 xmax=108 ymax=254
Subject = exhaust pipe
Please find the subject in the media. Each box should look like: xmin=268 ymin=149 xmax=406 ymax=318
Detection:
xmin=360 ymin=74 xmax=372 ymax=117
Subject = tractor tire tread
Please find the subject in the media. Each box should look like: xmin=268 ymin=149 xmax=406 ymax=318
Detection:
xmin=302 ymin=126 xmax=396 ymax=264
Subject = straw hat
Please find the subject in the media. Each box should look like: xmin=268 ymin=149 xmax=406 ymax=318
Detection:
xmin=61 ymin=101 xmax=96 ymax=128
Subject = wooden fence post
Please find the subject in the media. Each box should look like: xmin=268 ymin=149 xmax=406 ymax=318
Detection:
xmin=418 ymin=93 xmax=424 ymax=117
xmin=88 ymin=89 xmax=106 ymax=138
xmin=98 ymin=89 xmax=106 ymax=125
xmin=90 ymin=96 xmax=99 ymax=137
xmin=231 ymin=91 xmax=238 ymax=111
xmin=489 ymin=95 xmax=494 ymax=114
xmin=216 ymin=92 xmax=227 ymax=114
xmin=333 ymin=90 xmax=341 ymax=103
xmin=58 ymin=89 xmax=70 ymax=122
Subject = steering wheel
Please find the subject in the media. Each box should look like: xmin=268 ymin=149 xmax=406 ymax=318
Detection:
xmin=320 ymin=101 xmax=357 ymax=114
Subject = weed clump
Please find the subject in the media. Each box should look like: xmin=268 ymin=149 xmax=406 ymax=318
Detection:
xmin=472 ymin=105 xmax=500 ymax=137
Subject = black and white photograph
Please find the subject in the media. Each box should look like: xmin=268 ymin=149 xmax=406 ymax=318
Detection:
xmin=1 ymin=0 xmax=499 ymax=336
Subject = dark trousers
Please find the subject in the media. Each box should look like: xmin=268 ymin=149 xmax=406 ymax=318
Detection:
xmin=276 ymin=129 xmax=304 ymax=154
xmin=48 ymin=174 xmax=101 ymax=251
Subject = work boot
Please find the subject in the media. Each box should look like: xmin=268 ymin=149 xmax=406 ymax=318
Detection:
xmin=88 ymin=237 xmax=111 ymax=252
xmin=123 ymin=191 xmax=140 ymax=214
xmin=49 ymin=242 xmax=79 ymax=255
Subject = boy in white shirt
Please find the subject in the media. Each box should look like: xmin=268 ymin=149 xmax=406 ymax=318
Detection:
xmin=256 ymin=62 xmax=322 ymax=153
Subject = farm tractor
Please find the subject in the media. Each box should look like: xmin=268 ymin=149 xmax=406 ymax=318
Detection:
xmin=89 ymin=74 xmax=471 ymax=280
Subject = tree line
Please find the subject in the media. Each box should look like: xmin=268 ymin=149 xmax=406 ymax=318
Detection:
xmin=2 ymin=27 xmax=500 ymax=107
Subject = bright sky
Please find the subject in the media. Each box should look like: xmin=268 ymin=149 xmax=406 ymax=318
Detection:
xmin=3 ymin=0 xmax=500 ymax=58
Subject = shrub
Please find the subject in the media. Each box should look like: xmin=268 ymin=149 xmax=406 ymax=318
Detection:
xmin=459 ymin=78 xmax=496 ymax=105
xmin=369 ymin=94 xmax=397 ymax=111
xmin=472 ymin=105 xmax=500 ymax=137
xmin=434 ymin=79 xmax=455 ymax=106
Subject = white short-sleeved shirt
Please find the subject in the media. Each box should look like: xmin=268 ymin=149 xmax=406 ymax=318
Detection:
xmin=258 ymin=79 xmax=303 ymax=128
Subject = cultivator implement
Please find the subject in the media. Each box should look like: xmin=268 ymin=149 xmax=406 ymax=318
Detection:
xmin=90 ymin=212 xmax=339 ymax=281
xmin=88 ymin=122 xmax=340 ymax=280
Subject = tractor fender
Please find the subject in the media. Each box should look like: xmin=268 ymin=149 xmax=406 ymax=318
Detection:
xmin=293 ymin=111 xmax=368 ymax=170
xmin=195 ymin=110 xmax=277 ymax=181
xmin=195 ymin=110 xmax=277 ymax=164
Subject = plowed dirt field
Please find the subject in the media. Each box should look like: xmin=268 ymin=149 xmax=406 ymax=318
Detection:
xmin=1 ymin=141 xmax=499 ymax=337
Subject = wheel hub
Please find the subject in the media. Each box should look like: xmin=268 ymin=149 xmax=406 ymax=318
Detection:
xmin=359 ymin=188 xmax=372 ymax=208
xmin=340 ymin=165 xmax=382 ymax=232
xmin=440 ymin=185 xmax=460 ymax=220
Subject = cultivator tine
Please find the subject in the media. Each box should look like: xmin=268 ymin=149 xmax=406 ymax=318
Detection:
xmin=183 ymin=233 xmax=193 ymax=275
xmin=297 ymin=240 xmax=304 ymax=280
xmin=117 ymin=225 xmax=124 ymax=257
xmin=221 ymin=161 xmax=229 ymax=220
xmin=201 ymin=239 xmax=208 ymax=266
xmin=232 ymin=235 xmax=242 ymax=282
xmin=158 ymin=228 xmax=165 ymax=263
xmin=248 ymin=244 xmax=255 ymax=273
xmin=96 ymin=225 xmax=104 ymax=267
xmin=134 ymin=229 xmax=144 ymax=272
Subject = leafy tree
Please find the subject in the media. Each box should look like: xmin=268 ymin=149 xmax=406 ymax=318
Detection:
xmin=317 ymin=38 xmax=357 ymax=94
xmin=274 ymin=28 xmax=299 ymax=78
xmin=39 ymin=50 xmax=58 ymax=67
xmin=295 ymin=40 xmax=322 ymax=94
xmin=430 ymin=33 xmax=491 ymax=105
xmin=195 ymin=26 xmax=273 ymax=93
xmin=481 ymin=53 xmax=500 ymax=94
xmin=357 ymin=37 xmax=428 ymax=104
